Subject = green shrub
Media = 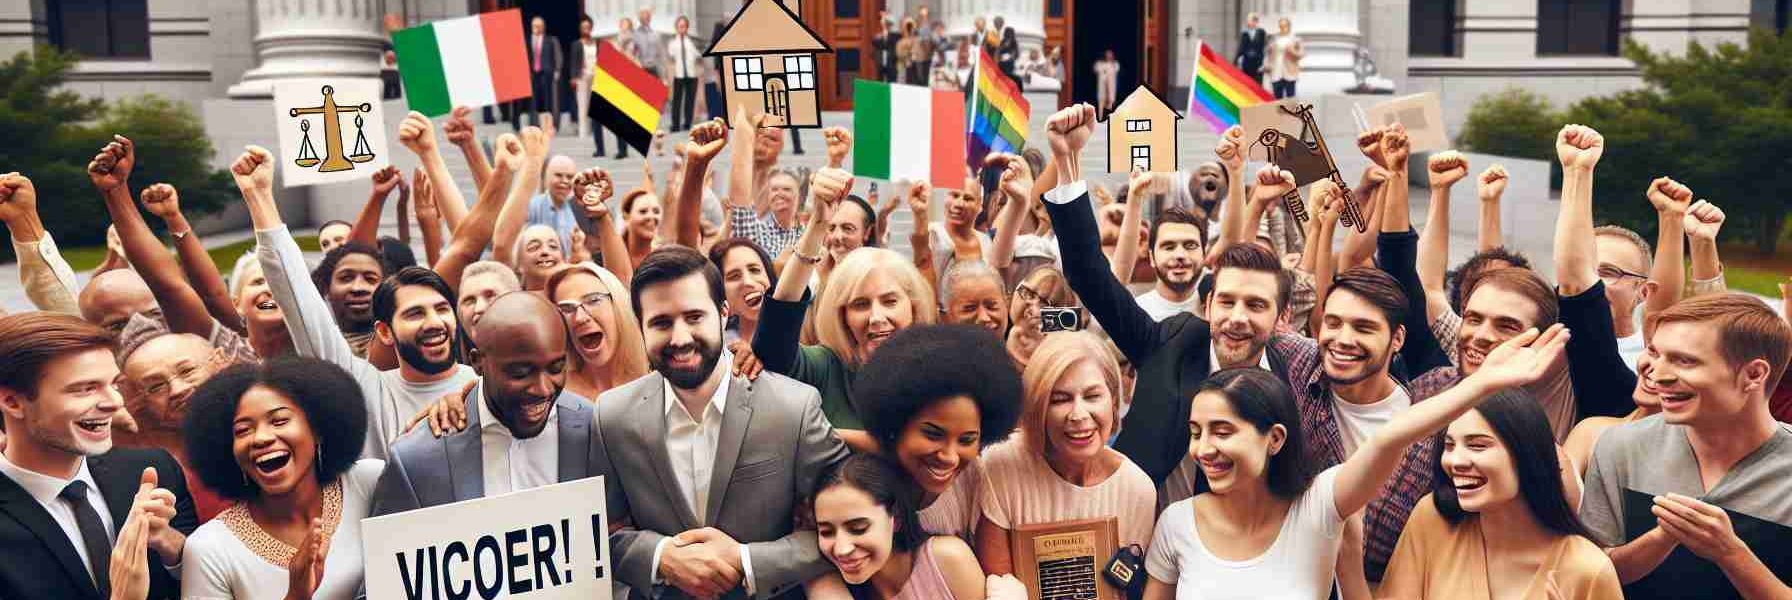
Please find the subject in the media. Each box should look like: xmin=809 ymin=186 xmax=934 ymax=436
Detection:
xmin=1456 ymin=87 xmax=1562 ymax=165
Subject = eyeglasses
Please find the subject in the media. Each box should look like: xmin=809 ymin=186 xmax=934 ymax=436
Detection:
xmin=555 ymin=292 xmax=612 ymax=317
xmin=142 ymin=364 xmax=205 ymax=397
xmin=1015 ymin=285 xmax=1040 ymax=304
xmin=1596 ymin=263 xmax=1648 ymax=285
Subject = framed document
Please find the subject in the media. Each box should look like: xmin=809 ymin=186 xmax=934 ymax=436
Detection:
xmin=1011 ymin=517 xmax=1121 ymax=600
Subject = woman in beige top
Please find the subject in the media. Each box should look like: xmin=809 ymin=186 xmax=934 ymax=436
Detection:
xmin=975 ymin=332 xmax=1159 ymax=575
xmin=1380 ymin=392 xmax=1622 ymax=599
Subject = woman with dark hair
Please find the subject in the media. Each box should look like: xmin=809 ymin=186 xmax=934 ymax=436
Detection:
xmin=710 ymin=238 xmax=776 ymax=345
xmin=179 ymin=357 xmax=382 ymax=599
xmin=1380 ymin=391 xmax=1621 ymax=599
xmin=1140 ymin=325 xmax=1569 ymax=599
xmin=1005 ymin=266 xmax=1075 ymax=368
xmin=810 ymin=455 xmax=992 ymax=599
xmin=619 ymin=188 xmax=663 ymax=271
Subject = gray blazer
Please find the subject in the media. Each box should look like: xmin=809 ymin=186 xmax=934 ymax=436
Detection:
xmin=594 ymin=371 xmax=848 ymax=599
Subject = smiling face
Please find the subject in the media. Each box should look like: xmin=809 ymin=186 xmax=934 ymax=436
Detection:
xmin=234 ymin=261 xmax=285 ymax=336
xmin=720 ymin=247 xmax=770 ymax=322
xmin=1441 ymin=409 xmax=1520 ymax=513
xmin=380 ymin=284 xmax=458 ymax=375
xmin=546 ymin=156 xmax=578 ymax=201
xmin=945 ymin=274 xmax=1007 ymax=335
xmin=1648 ymin=322 xmax=1752 ymax=426
xmin=327 ymin=253 xmax=383 ymax=329
xmin=943 ymin=187 xmax=979 ymax=229
xmin=845 ymin=267 xmax=916 ymax=362
xmin=1206 ymin=268 xmax=1280 ymax=369
xmin=1187 ymin=389 xmax=1282 ymax=495
xmin=1 ymin=348 xmax=122 ymax=458
xmin=519 ymin=227 xmax=565 ymax=282
xmin=1594 ymin=235 xmax=1650 ymax=323
xmin=765 ymin=172 xmax=799 ymax=217
xmin=815 ymin=485 xmax=898 ymax=585
xmin=123 ymin=334 xmax=215 ymax=432
xmin=458 ymin=272 xmax=514 ymax=331
xmin=640 ymin=273 xmax=725 ymax=390
xmin=317 ymin=223 xmax=351 ymax=254
xmin=825 ymin=201 xmax=871 ymax=263
xmin=626 ymin=194 xmax=663 ymax=241
xmin=1456 ymin=284 xmax=1543 ymax=376
xmin=1152 ymin=223 xmax=1205 ymax=295
xmin=1318 ymin=289 xmax=1401 ymax=385
xmin=1633 ymin=342 xmax=1662 ymax=410
xmin=231 ymin=385 xmax=316 ymax=496
xmin=892 ymin=395 xmax=983 ymax=496
xmin=1044 ymin=358 xmax=1115 ymax=463
xmin=474 ymin=301 xmax=568 ymax=440
xmin=552 ymin=271 xmax=619 ymax=368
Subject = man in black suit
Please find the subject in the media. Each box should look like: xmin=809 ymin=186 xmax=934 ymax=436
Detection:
xmin=519 ymin=15 xmax=563 ymax=132
xmin=1236 ymin=13 xmax=1267 ymax=86
xmin=0 ymin=313 xmax=196 ymax=600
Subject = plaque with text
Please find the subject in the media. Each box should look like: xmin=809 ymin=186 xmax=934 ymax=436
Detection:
xmin=1011 ymin=517 xmax=1120 ymax=600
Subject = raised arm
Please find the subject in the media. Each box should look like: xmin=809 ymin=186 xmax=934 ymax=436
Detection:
xmin=985 ymin=153 xmax=1035 ymax=270
xmin=1419 ymin=151 xmax=1468 ymax=323
xmin=726 ymin=106 xmax=758 ymax=211
xmin=771 ymin=168 xmax=852 ymax=302
xmin=1334 ymin=325 xmax=1569 ymax=517
xmin=1683 ymin=200 xmax=1726 ymax=293
xmin=822 ymin=126 xmax=852 ymax=170
xmin=396 ymin=111 xmax=470 ymax=232
xmin=136 ymin=183 xmax=242 ymax=334
xmin=1338 ymin=173 xmax=1385 ymax=270
xmin=906 ymin=181 xmax=938 ymax=288
xmin=0 ymin=174 xmax=80 ymax=314
xmin=1476 ymin=165 xmax=1507 ymax=252
xmin=573 ymin=167 xmax=632 ymax=283
xmin=676 ymin=119 xmax=728 ymax=248
xmin=349 ymin=166 xmax=404 ymax=248
xmin=1642 ymin=177 xmax=1693 ymax=321
xmin=1553 ymin=124 xmax=1604 ymax=297
xmin=434 ymin=134 xmax=522 ymax=289
xmin=1207 ymin=126 xmax=1250 ymax=261
xmin=85 ymin=136 xmax=210 ymax=337
xmin=1112 ymin=168 xmax=1152 ymax=284
xmin=412 ymin=168 xmax=444 ymax=268
xmin=232 ymin=146 xmax=356 ymax=367
xmin=1376 ymin=124 xmax=1413 ymax=235
xmin=493 ymin=124 xmax=552 ymax=268
xmin=1308 ymin=184 xmax=1345 ymax=335
xmin=441 ymin=106 xmax=492 ymax=194
xmin=872 ymin=184 xmax=900 ymax=247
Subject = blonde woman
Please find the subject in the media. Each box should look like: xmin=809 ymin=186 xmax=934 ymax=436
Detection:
xmin=757 ymin=168 xmax=936 ymax=454
xmin=976 ymin=332 xmax=1159 ymax=575
xmin=1005 ymin=266 xmax=1076 ymax=368
xmin=543 ymin=263 xmax=648 ymax=402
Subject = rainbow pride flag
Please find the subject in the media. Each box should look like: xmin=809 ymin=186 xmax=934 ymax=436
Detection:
xmin=966 ymin=48 xmax=1030 ymax=167
xmin=1187 ymin=41 xmax=1273 ymax=134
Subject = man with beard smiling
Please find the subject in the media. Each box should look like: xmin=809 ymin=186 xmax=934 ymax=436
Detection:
xmin=237 ymin=146 xmax=478 ymax=462
xmin=1133 ymin=208 xmax=1208 ymax=321
xmin=595 ymin=246 xmax=848 ymax=600
xmin=373 ymin=292 xmax=625 ymax=591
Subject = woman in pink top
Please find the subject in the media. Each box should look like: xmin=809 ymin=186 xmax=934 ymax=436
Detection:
xmin=812 ymin=455 xmax=990 ymax=599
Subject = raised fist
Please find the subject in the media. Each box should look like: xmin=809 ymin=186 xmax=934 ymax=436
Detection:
xmin=371 ymin=165 xmax=403 ymax=198
xmin=684 ymin=119 xmax=728 ymax=163
xmin=1555 ymin=124 xmax=1604 ymax=171
xmin=1476 ymin=164 xmax=1508 ymax=202
xmin=87 ymin=135 xmax=137 ymax=192
xmin=1645 ymin=176 xmax=1693 ymax=216
xmin=491 ymin=133 xmax=525 ymax=172
xmin=984 ymin=153 xmax=1032 ymax=200
xmin=1046 ymin=104 xmax=1096 ymax=158
xmin=1215 ymin=125 xmax=1247 ymax=173
xmin=140 ymin=183 xmax=181 ymax=221
xmin=442 ymin=106 xmax=476 ymax=146
xmin=1250 ymin=164 xmax=1297 ymax=205
xmin=519 ymin=126 xmax=551 ymax=162
xmin=906 ymin=180 xmax=932 ymax=224
xmin=398 ymin=111 xmax=438 ymax=155
xmin=1682 ymin=199 xmax=1725 ymax=242
xmin=1314 ymin=182 xmax=1346 ymax=227
xmin=809 ymin=167 xmax=854 ymax=212
xmin=1427 ymin=150 xmax=1468 ymax=190
xmin=1356 ymin=128 xmax=1386 ymax=168
xmin=822 ymin=126 xmax=852 ymax=166
xmin=574 ymin=167 xmax=614 ymax=220
xmin=1380 ymin=123 xmax=1410 ymax=170
xmin=0 ymin=173 xmax=39 ymax=224
xmin=229 ymin=146 xmax=275 ymax=193
xmin=412 ymin=169 xmax=438 ymax=222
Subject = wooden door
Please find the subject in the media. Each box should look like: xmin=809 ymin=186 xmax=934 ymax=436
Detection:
xmin=1044 ymin=0 xmax=1073 ymax=108
xmin=1142 ymin=0 xmax=1168 ymax=91
xmin=802 ymin=0 xmax=885 ymax=110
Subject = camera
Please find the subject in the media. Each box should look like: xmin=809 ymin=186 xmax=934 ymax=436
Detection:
xmin=1040 ymin=306 xmax=1083 ymax=333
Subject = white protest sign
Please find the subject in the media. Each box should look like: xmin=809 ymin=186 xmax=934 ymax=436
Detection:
xmin=1364 ymin=92 xmax=1448 ymax=153
xmin=361 ymin=476 xmax=612 ymax=600
xmin=272 ymin=78 xmax=390 ymax=188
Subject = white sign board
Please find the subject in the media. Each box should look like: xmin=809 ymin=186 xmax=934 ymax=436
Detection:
xmin=1364 ymin=92 xmax=1448 ymax=153
xmin=361 ymin=476 xmax=613 ymax=600
xmin=272 ymin=78 xmax=390 ymax=188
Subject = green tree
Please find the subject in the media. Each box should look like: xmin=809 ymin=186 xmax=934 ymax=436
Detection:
xmin=1456 ymin=86 xmax=1563 ymax=166
xmin=0 ymin=47 xmax=233 ymax=261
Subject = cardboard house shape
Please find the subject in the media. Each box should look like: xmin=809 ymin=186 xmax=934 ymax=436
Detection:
xmin=705 ymin=0 xmax=833 ymax=129
xmin=1102 ymin=85 xmax=1183 ymax=173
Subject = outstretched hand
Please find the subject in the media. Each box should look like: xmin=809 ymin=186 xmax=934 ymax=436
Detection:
xmin=88 ymin=135 xmax=137 ymax=192
xmin=1467 ymin=324 xmax=1570 ymax=391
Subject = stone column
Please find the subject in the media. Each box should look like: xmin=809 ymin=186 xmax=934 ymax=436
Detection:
xmin=227 ymin=0 xmax=386 ymax=98
xmin=1248 ymin=0 xmax=1363 ymax=97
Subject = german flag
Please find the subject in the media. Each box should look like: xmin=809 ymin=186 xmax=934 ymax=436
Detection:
xmin=589 ymin=41 xmax=668 ymax=154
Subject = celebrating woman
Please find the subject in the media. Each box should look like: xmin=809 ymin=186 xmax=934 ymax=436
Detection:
xmin=1380 ymin=391 xmax=1621 ymax=599
xmin=976 ymin=332 xmax=1158 ymax=575
xmin=544 ymin=263 xmax=649 ymax=401
xmin=758 ymin=169 xmax=936 ymax=453
xmin=709 ymin=238 xmax=776 ymax=346
xmin=940 ymin=261 xmax=1010 ymax=337
xmin=180 ymin=357 xmax=382 ymax=600
xmin=511 ymin=224 xmax=566 ymax=291
xmin=619 ymin=188 xmax=662 ymax=270
xmin=1005 ymin=266 xmax=1076 ymax=368
xmin=812 ymin=455 xmax=990 ymax=599
xmin=1139 ymin=325 xmax=1568 ymax=599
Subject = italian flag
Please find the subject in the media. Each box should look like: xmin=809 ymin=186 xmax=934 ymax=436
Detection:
xmin=392 ymin=9 xmax=532 ymax=117
xmin=852 ymin=80 xmax=966 ymax=188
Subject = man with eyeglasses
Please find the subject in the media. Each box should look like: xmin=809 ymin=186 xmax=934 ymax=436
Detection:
xmin=1591 ymin=225 xmax=1657 ymax=370
xmin=114 ymin=323 xmax=250 ymax=523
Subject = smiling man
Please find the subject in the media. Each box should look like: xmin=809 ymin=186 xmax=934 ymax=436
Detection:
xmin=526 ymin=155 xmax=581 ymax=256
xmin=1134 ymin=208 xmax=1208 ymax=321
xmin=309 ymin=242 xmax=385 ymax=357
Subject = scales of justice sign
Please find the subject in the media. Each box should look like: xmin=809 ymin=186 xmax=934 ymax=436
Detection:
xmin=273 ymin=79 xmax=390 ymax=188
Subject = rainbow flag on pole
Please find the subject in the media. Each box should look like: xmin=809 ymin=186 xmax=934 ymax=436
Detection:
xmin=1187 ymin=41 xmax=1273 ymax=134
xmin=590 ymin=40 xmax=668 ymax=154
xmin=966 ymin=49 xmax=1030 ymax=167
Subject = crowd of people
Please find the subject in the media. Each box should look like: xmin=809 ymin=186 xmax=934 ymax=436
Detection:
xmin=0 ymin=74 xmax=1789 ymax=600
xmin=871 ymin=8 xmax=1060 ymax=92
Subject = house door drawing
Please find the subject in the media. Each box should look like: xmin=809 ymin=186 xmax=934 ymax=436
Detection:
xmin=764 ymin=77 xmax=791 ymax=127
xmin=1131 ymin=145 xmax=1151 ymax=171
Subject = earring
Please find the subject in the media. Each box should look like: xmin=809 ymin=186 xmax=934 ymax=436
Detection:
xmin=316 ymin=441 xmax=325 ymax=469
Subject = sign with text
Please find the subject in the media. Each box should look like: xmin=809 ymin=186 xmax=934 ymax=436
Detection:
xmin=361 ymin=477 xmax=612 ymax=600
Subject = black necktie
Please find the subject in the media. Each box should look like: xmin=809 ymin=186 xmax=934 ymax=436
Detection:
xmin=59 ymin=481 xmax=111 ymax=596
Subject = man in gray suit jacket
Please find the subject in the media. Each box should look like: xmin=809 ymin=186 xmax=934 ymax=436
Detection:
xmin=596 ymin=246 xmax=848 ymax=599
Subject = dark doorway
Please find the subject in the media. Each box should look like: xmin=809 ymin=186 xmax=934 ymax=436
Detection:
xmin=1071 ymin=0 xmax=1141 ymax=107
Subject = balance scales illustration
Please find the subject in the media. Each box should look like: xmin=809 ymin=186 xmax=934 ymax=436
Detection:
xmin=1251 ymin=103 xmax=1368 ymax=233
xmin=290 ymin=85 xmax=376 ymax=173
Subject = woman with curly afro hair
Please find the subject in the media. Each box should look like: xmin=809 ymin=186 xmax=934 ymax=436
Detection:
xmin=178 ymin=356 xmax=382 ymax=599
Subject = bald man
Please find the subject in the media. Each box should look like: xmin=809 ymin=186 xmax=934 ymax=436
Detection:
xmin=118 ymin=329 xmax=234 ymax=521
xmin=372 ymin=293 xmax=616 ymax=599
xmin=527 ymin=154 xmax=582 ymax=256
xmin=79 ymin=268 xmax=159 ymax=334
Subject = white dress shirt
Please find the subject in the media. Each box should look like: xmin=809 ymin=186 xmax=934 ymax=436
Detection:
xmin=649 ymin=364 xmax=757 ymax=594
xmin=0 ymin=452 xmax=114 ymax=586
xmin=473 ymin=388 xmax=560 ymax=497
xmin=669 ymin=34 xmax=702 ymax=79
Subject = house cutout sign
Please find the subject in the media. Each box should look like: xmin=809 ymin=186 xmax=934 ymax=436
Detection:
xmin=1101 ymin=85 xmax=1182 ymax=174
xmin=705 ymin=0 xmax=833 ymax=129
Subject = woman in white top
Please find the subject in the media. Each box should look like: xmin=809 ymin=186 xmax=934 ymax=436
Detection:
xmin=976 ymin=332 xmax=1160 ymax=574
xmin=180 ymin=356 xmax=384 ymax=600
xmin=1142 ymin=325 xmax=1568 ymax=600
xmin=1267 ymin=18 xmax=1304 ymax=99
xmin=1093 ymin=50 xmax=1121 ymax=114
xmin=575 ymin=16 xmax=598 ymax=138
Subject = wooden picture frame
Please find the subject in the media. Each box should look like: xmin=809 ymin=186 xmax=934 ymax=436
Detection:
xmin=1010 ymin=517 xmax=1121 ymax=600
